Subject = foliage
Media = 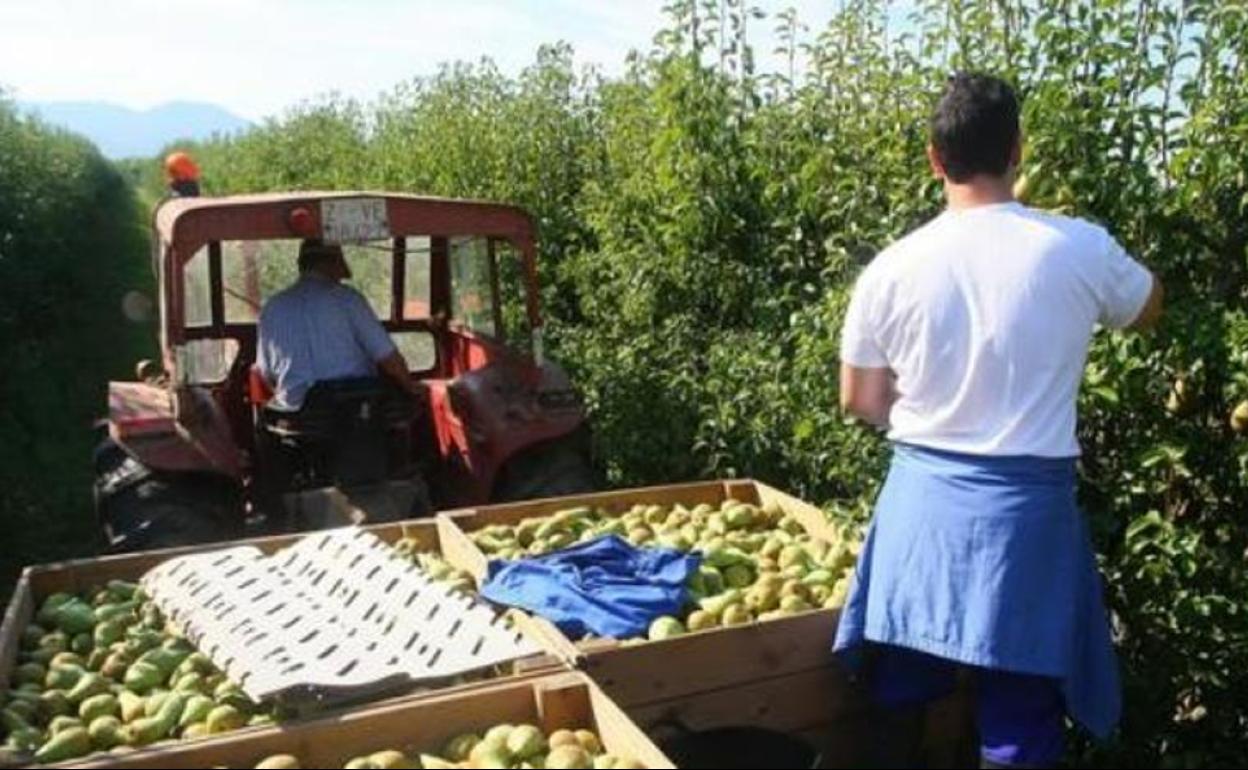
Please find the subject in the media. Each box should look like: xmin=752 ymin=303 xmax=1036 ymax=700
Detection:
xmin=122 ymin=1 xmax=1248 ymax=764
xmin=0 ymin=94 xmax=154 ymax=593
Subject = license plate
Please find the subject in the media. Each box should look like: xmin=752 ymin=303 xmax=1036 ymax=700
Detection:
xmin=321 ymin=197 xmax=389 ymax=243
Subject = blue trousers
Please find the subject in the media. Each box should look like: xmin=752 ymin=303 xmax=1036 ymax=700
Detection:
xmin=870 ymin=645 xmax=1066 ymax=766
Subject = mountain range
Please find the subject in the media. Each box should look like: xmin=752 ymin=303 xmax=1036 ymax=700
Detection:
xmin=18 ymin=100 xmax=252 ymax=159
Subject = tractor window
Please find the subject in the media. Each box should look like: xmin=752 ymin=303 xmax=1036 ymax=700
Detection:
xmin=402 ymin=236 xmax=432 ymax=320
xmin=343 ymin=241 xmax=393 ymax=319
xmin=495 ymin=239 xmax=533 ymax=354
xmin=449 ymin=236 xmax=497 ymax=337
xmin=184 ymin=246 xmax=212 ymax=328
xmin=220 ymin=239 xmax=392 ymax=324
xmin=392 ymin=331 xmax=437 ymax=371
xmin=177 ymin=338 xmax=240 ymax=385
xmin=222 ymin=240 xmax=300 ymax=324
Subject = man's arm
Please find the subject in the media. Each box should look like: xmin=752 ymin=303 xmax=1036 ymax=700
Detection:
xmin=343 ymin=289 xmax=421 ymax=397
xmin=1127 ymin=274 xmax=1164 ymax=332
xmin=839 ymin=363 xmax=896 ymax=428
xmin=839 ymin=263 xmax=895 ymax=427
xmin=377 ymin=349 xmax=422 ymax=398
xmin=1098 ymin=235 xmax=1164 ymax=332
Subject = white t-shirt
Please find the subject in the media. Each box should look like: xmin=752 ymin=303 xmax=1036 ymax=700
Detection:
xmin=840 ymin=202 xmax=1154 ymax=457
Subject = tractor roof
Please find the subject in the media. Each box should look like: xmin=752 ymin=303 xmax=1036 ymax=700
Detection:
xmin=155 ymin=192 xmax=536 ymax=262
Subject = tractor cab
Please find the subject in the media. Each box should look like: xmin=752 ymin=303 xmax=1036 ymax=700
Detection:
xmin=97 ymin=193 xmax=592 ymax=552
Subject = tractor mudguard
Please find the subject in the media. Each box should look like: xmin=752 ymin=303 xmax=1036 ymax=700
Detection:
xmin=98 ymin=382 xmax=245 ymax=552
xmin=106 ymin=381 xmax=241 ymax=478
xmin=431 ymin=358 xmax=587 ymax=502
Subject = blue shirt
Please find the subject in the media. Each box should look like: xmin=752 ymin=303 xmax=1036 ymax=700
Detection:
xmin=257 ymin=274 xmax=396 ymax=411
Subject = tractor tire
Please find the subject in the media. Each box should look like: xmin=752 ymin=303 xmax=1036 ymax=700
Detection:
xmin=94 ymin=439 xmax=244 ymax=553
xmin=492 ymin=429 xmax=598 ymax=503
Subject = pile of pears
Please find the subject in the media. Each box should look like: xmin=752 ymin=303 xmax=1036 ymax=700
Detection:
xmin=0 ymin=582 xmax=275 ymax=765
xmin=393 ymin=539 xmax=478 ymax=594
xmin=251 ymin=724 xmax=644 ymax=769
xmin=468 ymin=499 xmax=859 ymax=641
xmin=3 ymin=548 xmax=487 ymax=765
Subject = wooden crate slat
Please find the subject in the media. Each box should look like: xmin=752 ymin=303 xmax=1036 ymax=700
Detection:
xmin=436 ymin=511 xmax=489 ymax=581
xmin=584 ymin=608 xmax=841 ymax=706
xmin=0 ymin=573 xmax=32 ymax=694
xmin=63 ymin=673 xmax=674 ymax=769
xmin=625 ymin=664 xmax=861 ymax=735
xmin=587 ymin=678 xmax=680 ymax=770
xmin=450 ymin=480 xmax=734 ymax=532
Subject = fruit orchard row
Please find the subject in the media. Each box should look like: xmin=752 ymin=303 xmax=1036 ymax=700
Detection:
xmin=142 ymin=2 xmax=1248 ymax=766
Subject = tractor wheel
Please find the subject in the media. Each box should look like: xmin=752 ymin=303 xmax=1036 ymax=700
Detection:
xmin=492 ymin=430 xmax=598 ymax=503
xmin=94 ymin=440 xmax=244 ymax=553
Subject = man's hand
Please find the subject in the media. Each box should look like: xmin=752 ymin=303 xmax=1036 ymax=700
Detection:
xmin=840 ymin=363 xmax=896 ymax=428
xmin=378 ymin=350 xmax=422 ymax=399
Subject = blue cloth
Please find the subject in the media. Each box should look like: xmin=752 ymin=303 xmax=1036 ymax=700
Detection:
xmin=258 ymin=274 xmax=397 ymax=411
xmin=870 ymin=643 xmax=1066 ymax=766
xmin=479 ymin=535 xmax=701 ymax=640
xmin=834 ymin=442 xmax=1120 ymax=739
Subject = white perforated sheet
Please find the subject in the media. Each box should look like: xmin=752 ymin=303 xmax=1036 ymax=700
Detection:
xmin=140 ymin=527 xmax=540 ymax=706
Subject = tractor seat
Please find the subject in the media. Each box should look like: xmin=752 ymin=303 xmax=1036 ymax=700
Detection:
xmin=257 ymin=377 xmax=418 ymax=489
xmin=261 ymin=378 xmax=417 ymax=434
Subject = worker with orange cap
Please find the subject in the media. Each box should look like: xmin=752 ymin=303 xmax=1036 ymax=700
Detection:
xmin=164 ymin=151 xmax=201 ymax=198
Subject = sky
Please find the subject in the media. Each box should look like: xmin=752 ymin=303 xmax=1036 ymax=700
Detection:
xmin=0 ymin=0 xmax=837 ymax=121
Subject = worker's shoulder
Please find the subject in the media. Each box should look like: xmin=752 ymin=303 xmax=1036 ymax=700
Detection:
xmin=877 ymin=205 xmax=1110 ymax=264
xmin=325 ymin=282 xmax=372 ymax=309
xmin=863 ymin=213 xmax=951 ymax=276
xmin=258 ymin=282 xmax=300 ymax=322
xmin=1012 ymin=205 xmax=1110 ymax=244
xmin=258 ymin=279 xmax=341 ymax=323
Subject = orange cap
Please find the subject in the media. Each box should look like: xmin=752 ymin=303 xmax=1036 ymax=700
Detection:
xmin=164 ymin=152 xmax=201 ymax=182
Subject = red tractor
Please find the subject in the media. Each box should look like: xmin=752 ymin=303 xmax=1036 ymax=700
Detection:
xmin=95 ymin=192 xmax=595 ymax=551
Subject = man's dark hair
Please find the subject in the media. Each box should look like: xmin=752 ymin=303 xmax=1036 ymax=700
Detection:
xmin=930 ymin=73 xmax=1020 ymax=183
xmin=298 ymin=238 xmax=343 ymax=272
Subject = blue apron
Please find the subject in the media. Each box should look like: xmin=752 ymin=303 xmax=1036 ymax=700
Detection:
xmin=833 ymin=442 xmax=1121 ymax=739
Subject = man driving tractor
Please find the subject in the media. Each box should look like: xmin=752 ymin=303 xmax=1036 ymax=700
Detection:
xmin=257 ymin=238 xmax=422 ymax=410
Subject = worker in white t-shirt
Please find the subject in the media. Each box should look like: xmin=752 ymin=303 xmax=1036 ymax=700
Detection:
xmin=834 ymin=73 xmax=1163 ymax=769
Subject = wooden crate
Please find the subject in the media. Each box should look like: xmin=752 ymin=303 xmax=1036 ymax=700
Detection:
xmin=623 ymin=665 xmax=976 ymax=769
xmin=0 ymin=517 xmax=570 ymax=768
xmin=0 ymin=516 xmax=569 ymax=688
xmin=437 ymin=480 xmax=978 ymax=768
xmin=66 ymin=672 xmax=674 ymax=769
xmin=436 ymin=479 xmax=855 ymax=710
xmin=628 ymin=663 xmax=865 ymax=769
xmin=627 ymin=662 xmax=860 ymax=736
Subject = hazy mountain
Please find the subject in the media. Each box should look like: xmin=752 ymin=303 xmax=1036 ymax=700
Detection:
xmin=18 ymin=100 xmax=251 ymax=159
